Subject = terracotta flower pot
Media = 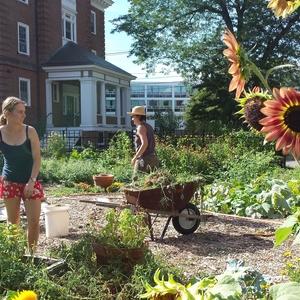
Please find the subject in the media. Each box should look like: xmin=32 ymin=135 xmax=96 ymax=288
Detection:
xmin=93 ymin=174 xmax=114 ymax=191
xmin=93 ymin=240 xmax=147 ymax=268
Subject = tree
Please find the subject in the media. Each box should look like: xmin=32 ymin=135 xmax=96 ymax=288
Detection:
xmin=111 ymin=0 xmax=300 ymax=86
xmin=110 ymin=0 xmax=300 ymax=127
xmin=153 ymin=108 xmax=181 ymax=135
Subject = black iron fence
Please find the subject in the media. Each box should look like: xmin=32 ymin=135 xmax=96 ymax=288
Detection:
xmin=40 ymin=129 xmax=135 ymax=152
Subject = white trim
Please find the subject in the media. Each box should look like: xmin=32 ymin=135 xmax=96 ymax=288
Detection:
xmin=42 ymin=65 xmax=136 ymax=82
xmin=18 ymin=0 xmax=29 ymax=4
xmin=18 ymin=22 xmax=30 ymax=55
xmin=62 ymin=0 xmax=76 ymax=11
xmin=91 ymin=11 xmax=96 ymax=34
xmin=91 ymin=0 xmax=113 ymax=12
xmin=19 ymin=77 xmax=31 ymax=105
xmin=62 ymin=8 xmax=77 ymax=44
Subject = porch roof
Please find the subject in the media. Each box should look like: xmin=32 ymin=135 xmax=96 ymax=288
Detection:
xmin=43 ymin=41 xmax=136 ymax=78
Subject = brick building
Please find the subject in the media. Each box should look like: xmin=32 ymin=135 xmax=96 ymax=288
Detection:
xmin=0 ymin=0 xmax=136 ymax=144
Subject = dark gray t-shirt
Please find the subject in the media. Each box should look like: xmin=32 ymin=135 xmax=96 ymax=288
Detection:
xmin=135 ymin=122 xmax=156 ymax=157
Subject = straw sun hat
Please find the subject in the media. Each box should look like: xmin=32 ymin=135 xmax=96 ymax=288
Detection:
xmin=127 ymin=106 xmax=148 ymax=116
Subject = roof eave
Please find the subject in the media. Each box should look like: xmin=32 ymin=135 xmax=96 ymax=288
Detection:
xmin=42 ymin=64 xmax=137 ymax=81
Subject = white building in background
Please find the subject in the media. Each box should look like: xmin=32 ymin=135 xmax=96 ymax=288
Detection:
xmin=106 ymin=81 xmax=191 ymax=116
xmin=105 ymin=81 xmax=192 ymax=129
xmin=129 ymin=81 xmax=191 ymax=116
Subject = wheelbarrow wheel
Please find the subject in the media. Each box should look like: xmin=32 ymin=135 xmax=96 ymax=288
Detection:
xmin=172 ymin=203 xmax=200 ymax=235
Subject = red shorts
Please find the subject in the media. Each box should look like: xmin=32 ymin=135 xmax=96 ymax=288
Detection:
xmin=0 ymin=180 xmax=44 ymax=201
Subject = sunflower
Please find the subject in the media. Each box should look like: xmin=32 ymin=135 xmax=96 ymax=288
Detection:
xmin=12 ymin=290 xmax=37 ymax=300
xmin=267 ymin=0 xmax=300 ymax=18
xmin=259 ymin=87 xmax=300 ymax=159
xmin=222 ymin=28 xmax=250 ymax=99
xmin=236 ymin=87 xmax=272 ymax=131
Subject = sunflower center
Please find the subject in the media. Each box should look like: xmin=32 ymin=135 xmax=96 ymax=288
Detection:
xmin=284 ymin=106 xmax=300 ymax=133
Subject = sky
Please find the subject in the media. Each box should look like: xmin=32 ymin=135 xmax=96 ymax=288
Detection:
xmin=104 ymin=0 xmax=183 ymax=82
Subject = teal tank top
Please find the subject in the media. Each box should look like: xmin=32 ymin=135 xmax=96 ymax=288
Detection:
xmin=0 ymin=126 xmax=33 ymax=183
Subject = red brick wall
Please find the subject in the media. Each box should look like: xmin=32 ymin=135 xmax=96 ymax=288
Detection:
xmin=36 ymin=0 xmax=62 ymax=64
xmin=77 ymin=2 xmax=105 ymax=58
xmin=0 ymin=0 xmax=106 ymax=131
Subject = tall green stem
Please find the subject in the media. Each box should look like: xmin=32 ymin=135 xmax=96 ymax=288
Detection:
xmin=247 ymin=60 xmax=272 ymax=95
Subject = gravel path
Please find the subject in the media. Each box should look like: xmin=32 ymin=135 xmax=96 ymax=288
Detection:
xmin=35 ymin=192 xmax=299 ymax=282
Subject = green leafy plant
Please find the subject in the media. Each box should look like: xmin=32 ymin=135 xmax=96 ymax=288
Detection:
xmin=274 ymin=208 xmax=300 ymax=247
xmin=128 ymin=168 xmax=202 ymax=191
xmin=96 ymin=208 xmax=149 ymax=249
xmin=42 ymin=132 xmax=67 ymax=159
xmin=140 ymin=259 xmax=273 ymax=299
xmin=281 ymin=251 xmax=300 ymax=283
xmin=0 ymin=223 xmax=45 ymax=295
xmin=203 ymin=176 xmax=300 ymax=218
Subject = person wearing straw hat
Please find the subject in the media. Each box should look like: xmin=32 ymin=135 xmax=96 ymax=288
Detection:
xmin=127 ymin=106 xmax=159 ymax=179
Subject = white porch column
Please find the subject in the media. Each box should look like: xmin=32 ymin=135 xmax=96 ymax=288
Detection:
xmin=45 ymin=79 xmax=53 ymax=127
xmin=115 ymin=86 xmax=121 ymax=126
xmin=100 ymin=81 xmax=106 ymax=126
xmin=124 ymin=87 xmax=131 ymax=127
xmin=172 ymin=85 xmax=175 ymax=111
xmin=79 ymin=78 xmax=97 ymax=127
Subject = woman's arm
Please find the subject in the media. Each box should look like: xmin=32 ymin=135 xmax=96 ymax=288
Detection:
xmin=28 ymin=126 xmax=41 ymax=179
xmin=25 ymin=126 xmax=41 ymax=196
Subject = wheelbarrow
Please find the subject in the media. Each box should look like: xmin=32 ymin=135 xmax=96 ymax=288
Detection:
xmin=123 ymin=181 xmax=201 ymax=240
xmin=80 ymin=181 xmax=202 ymax=240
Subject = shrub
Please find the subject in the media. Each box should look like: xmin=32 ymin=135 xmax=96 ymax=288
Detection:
xmin=42 ymin=132 xmax=67 ymax=159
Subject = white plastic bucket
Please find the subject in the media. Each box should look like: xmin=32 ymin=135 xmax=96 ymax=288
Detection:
xmin=44 ymin=204 xmax=70 ymax=238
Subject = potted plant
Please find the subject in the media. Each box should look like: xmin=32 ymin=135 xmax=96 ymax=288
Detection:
xmin=92 ymin=173 xmax=114 ymax=192
xmin=93 ymin=207 xmax=149 ymax=268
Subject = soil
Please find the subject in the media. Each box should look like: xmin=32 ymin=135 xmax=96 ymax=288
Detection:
xmin=35 ymin=190 xmax=300 ymax=282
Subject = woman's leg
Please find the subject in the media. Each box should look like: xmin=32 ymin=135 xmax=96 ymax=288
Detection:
xmin=23 ymin=199 xmax=41 ymax=252
xmin=4 ymin=197 xmax=21 ymax=226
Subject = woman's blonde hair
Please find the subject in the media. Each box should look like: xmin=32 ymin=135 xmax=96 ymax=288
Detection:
xmin=0 ymin=96 xmax=25 ymax=125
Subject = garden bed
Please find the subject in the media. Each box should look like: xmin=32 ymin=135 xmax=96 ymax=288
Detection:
xmin=35 ymin=191 xmax=300 ymax=281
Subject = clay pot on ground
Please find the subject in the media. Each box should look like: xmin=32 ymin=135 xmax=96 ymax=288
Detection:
xmin=93 ymin=174 xmax=114 ymax=191
xmin=93 ymin=240 xmax=147 ymax=270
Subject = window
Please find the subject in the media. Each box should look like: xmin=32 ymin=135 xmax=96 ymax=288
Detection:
xmin=131 ymin=86 xmax=145 ymax=97
xmin=91 ymin=11 xmax=96 ymax=34
xmin=147 ymin=85 xmax=172 ymax=98
xmin=174 ymin=86 xmax=189 ymax=98
xmin=18 ymin=0 xmax=28 ymax=3
xmin=105 ymin=88 xmax=115 ymax=97
xmin=18 ymin=22 xmax=29 ymax=55
xmin=19 ymin=78 xmax=31 ymax=105
xmin=106 ymin=100 xmax=116 ymax=112
xmin=53 ymin=82 xmax=59 ymax=102
xmin=131 ymin=100 xmax=145 ymax=107
xmin=62 ymin=9 xmax=76 ymax=42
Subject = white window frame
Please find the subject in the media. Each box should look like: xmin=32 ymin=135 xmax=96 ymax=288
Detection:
xmin=18 ymin=22 xmax=30 ymax=55
xmin=62 ymin=8 xmax=77 ymax=43
xmin=91 ymin=11 xmax=96 ymax=34
xmin=19 ymin=78 xmax=31 ymax=105
xmin=53 ymin=82 xmax=59 ymax=102
xmin=18 ymin=0 xmax=29 ymax=4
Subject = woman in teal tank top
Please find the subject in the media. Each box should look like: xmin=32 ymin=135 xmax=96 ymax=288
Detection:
xmin=0 ymin=96 xmax=44 ymax=253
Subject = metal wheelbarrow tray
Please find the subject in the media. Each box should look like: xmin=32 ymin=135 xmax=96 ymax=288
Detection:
xmin=123 ymin=181 xmax=202 ymax=240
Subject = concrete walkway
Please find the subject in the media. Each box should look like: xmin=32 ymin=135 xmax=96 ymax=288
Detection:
xmin=286 ymin=155 xmax=299 ymax=168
